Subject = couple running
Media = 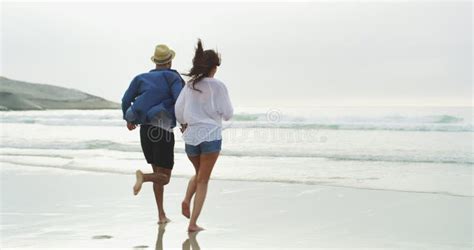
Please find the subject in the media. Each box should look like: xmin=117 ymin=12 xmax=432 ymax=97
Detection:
xmin=121 ymin=39 xmax=233 ymax=232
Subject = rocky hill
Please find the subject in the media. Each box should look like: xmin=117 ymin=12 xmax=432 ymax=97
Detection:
xmin=0 ymin=77 xmax=119 ymax=110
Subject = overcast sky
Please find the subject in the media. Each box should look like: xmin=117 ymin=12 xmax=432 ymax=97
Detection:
xmin=1 ymin=1 xmax=472 ymax=107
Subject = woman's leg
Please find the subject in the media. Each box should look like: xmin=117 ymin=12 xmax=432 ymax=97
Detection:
xmin=182 ymin=155 xmax=200 ymax=218
xmin=188 ymin=152 xmax=219 ymax=232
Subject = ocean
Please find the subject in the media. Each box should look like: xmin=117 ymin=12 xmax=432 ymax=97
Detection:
xmin=1 ymin=106 xmax=472 ymax=197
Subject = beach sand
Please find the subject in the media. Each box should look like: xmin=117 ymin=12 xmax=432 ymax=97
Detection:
xmin=1 ymin=164 xmax=472 ymax=249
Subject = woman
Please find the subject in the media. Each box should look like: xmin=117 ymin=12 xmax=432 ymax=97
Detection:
xmin=175 ymin=39 xmax=233 ymax=232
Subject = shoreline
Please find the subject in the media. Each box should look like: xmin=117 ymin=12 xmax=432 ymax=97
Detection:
xmin=1 ymin=162 xmax=471 ymax=199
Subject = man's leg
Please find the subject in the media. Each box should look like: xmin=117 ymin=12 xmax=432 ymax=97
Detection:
xmin=134 ymin=124 xmax=169 ymax=195
xmin=133 ymin=125 xmax=174 ymax=224
xmin=133 ymin=167 xmax=170 ymax=195
xmin=132 ymin=165 xmax=171 ymax=224
xmin=182 ymin=155 xmax=200 ymax=218
xmin=151 ymin=165 xmax=171 ymax=224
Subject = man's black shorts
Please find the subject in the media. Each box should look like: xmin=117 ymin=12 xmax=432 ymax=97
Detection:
xmin=140 ymin=125 xmax=174 ymax=169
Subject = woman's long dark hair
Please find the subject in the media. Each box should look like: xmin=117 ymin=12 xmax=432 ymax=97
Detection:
xmin=185 ymin=39 xmax=221 ymax=92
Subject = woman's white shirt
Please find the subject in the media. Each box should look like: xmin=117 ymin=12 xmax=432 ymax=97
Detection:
xmin=175 ymin=77 xmax=233 ymax=146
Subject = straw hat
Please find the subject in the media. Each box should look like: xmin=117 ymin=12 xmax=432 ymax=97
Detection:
xmin=150 ymin=44 xmax=175 ymax=65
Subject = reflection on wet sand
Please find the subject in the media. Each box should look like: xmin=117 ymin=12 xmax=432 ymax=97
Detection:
xmin=154 ymin=223 xmax=167 ymax=250
xmin=182 ymin=231 xmax=200 ymax=250
xmin=153 ymin=223 xmax=200 ymax=250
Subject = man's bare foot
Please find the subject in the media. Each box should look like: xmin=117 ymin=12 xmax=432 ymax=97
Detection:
xmin=133 ymin=170 xmax=144 ymax=195
xmin=181 ymin=201 xmax=190 ymax=219
xmin=188 ymin=224 xmax=204 ymax=232
xmin=158 ymin=214 xmax=171 ymax=224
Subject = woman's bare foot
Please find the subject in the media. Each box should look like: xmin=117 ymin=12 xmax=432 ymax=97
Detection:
xmin=188 ymin=224 xmax=204 ymax=232
xmin=158 ymin=214 xmax=171 ymax=224
xmin=133 ymin=170 xmax=144 ymax=195
xmin=181 ymin=201 xmax=190 ymax=219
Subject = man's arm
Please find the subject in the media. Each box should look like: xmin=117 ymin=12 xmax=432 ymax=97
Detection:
xmin=163 ymin=72 xmax=185 ymax=122
xmin=169 ymin=73 xmax=185 ymax=103
xmin=121 ymin=76 xmax=140 ymax=119
xmin=171 ymin=72 xmax=187 ymax=132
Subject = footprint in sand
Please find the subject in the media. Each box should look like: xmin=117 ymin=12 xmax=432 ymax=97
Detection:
xmin=92 ymin=235 xmax=113 ymax=240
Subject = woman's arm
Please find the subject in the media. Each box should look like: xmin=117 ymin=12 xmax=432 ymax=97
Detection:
xmin=175 ymin=86 xmax=186 ymax=124
xmin=216 ymin=83 xmax=234 ymax=121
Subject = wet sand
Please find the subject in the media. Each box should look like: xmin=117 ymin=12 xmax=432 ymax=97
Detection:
xmin=1 ymin=164 xmax=472 ymax=249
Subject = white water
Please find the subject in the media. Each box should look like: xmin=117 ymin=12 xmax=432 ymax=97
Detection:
xmin=0 ymin=107 xmax=472 ymax=196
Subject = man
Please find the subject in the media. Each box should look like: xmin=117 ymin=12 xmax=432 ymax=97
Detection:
xmin=122 ymin=44 xmax=184 ymax=224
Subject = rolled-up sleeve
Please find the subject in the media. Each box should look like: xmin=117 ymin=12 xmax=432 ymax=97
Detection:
xmin=170 ymin=74 xmax=184 ymax=103
xmin=121 ymin=76 xmax=140 ymax=119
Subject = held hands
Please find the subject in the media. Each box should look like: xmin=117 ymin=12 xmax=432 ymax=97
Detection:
xmin=126 ymin=122 xmax=137 ymax=131
xmin=127 ymin=122 xmax=185 ymax=132
xmin=180 ymin=124 xmax=188 ymax=133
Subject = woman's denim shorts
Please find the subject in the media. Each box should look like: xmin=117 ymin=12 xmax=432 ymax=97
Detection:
xmin=185 ymin=140 xmax=222 ymax=157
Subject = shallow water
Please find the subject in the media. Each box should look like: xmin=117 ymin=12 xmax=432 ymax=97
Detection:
xmin=1 ymin=106 xmax=472 ymax=196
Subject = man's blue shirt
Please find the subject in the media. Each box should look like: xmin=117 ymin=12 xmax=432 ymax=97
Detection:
xmin=121 ymin=68 xmax=184 ymax=129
